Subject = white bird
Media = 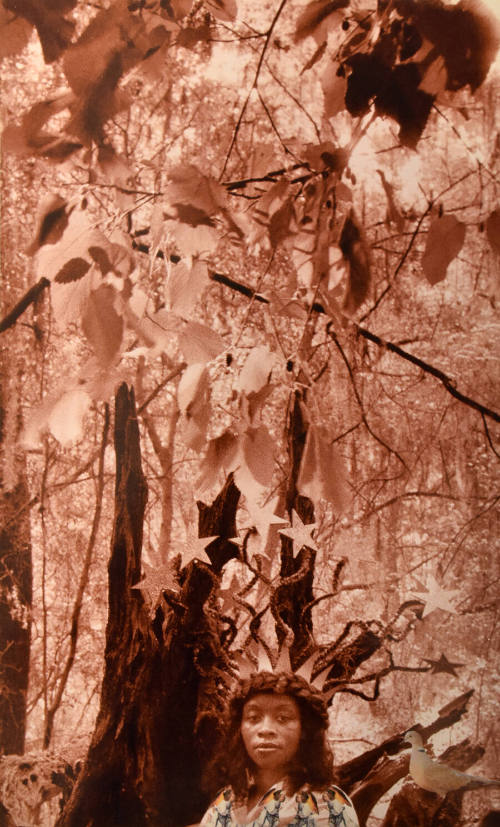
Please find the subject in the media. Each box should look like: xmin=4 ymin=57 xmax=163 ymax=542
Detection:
xmin=404 ymin=730 xmax=500 ymax=797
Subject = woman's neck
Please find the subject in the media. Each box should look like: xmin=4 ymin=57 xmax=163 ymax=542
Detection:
xmin=251 ymin=767 xmax=286 ymax=801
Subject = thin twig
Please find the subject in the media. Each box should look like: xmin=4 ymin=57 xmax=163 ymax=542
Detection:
xmin=220 ymin=0 xmax=290 ymax=179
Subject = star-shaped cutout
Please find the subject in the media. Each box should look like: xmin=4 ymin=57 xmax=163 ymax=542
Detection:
xmin=132 ymin=562 xmax=178 ymax=612
xmin=411 ymin=574 xmax=460 ymax=618
xmin=422 ymin=653 xmax=465 ymax=676
xmin=180 ymin=534 xmax=218 ymax=567
xmin=246 ymin=496 xmax=289 ymax=546
xmin=279 ymin=509 xmax=318 ymax=553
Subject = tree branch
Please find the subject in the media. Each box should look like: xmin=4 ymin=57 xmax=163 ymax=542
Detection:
xmin=0 ymin=277 xmax=50 ymax=334
xmin=43 ymin=404 xmax=109 ymax=748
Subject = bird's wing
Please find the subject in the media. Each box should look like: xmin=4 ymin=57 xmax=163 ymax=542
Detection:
xmin=419 ymin=756 xmax=470 ymax=791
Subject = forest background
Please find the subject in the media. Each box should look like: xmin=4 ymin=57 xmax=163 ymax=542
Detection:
xmin=1 ymin=0 xmax=500 ymax=824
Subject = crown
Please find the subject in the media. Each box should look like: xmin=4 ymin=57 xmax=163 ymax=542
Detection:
xmin=231 ymin=641 xmax=335 ymax=699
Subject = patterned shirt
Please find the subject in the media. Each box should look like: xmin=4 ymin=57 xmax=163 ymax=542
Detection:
xmin=199 ymin=783 xmax=359 ymax=827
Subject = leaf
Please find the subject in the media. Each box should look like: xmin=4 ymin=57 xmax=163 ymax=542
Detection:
xmin=295 ymin=0 xmax=349 ymax=43
xmin=0 ymin=7 xmax=32 ymax=59
xmin=35 ymin=208 xmax=115 ymax=289
xmin=27 ymin=195 xmax=70 ymax=254
xmin=3 ymin=0 xmax=77 ymax=62
xmin=166 ymin=259 xmax=209 ymax=316
xmin=269 ymin=198 xmax=294 ymax=248
xmin=237 ymin=346 xmax=274 ymax=395
xmin=204 ymin=0 xmax=237 ymax=22
xmin=174 ymin=203 xmax=216 ymax=227
xmin=47 ymin=388 xmax=92 ymax=445
xmin=178 ymin=321 xmax=225 ymax=364
xmin=374 ymin=63 xmax=435 ymax=148
xmin=166 ymin=165 xmax=227 ymax=215
xmin=178 ymin=363 xmax=208 ymax=415
xmin=177 ymin=23 xmax=211 ymax=48
xmin=301 ymin=40 xmax=327 ymax=74
xmin=242 ymin=426 xmax=274 ymax=489
xmin=63 ymin=3 xmax=145 ymax=143
xmin=396 ymin=0 xmax=500 ymax=93
xmin=297 ymin=425 xmax=348 ymax=512
xmin=339 ymin=211 xmax=370 ymax=312
xmin=178 ymin=364 xmax=211 ymax=451
xmin=486 ymin=208 xmax=500 ymax=255
xmin=89 ymin=242 xmax=134 ymax=277
xmin=321 ymin=64 xmax=347 ymax=119
xmin=169 ymin=221 xmax=219 ymax=256
xmin=422 ymin=214 xmax=466 ymax=285
xmin=81 ymin=285 xmax=123 ymax=365
xmin=54 ymin=257 xmax=92 ymax=283
xmin=197 ymin=430 xmax=239 ymax=493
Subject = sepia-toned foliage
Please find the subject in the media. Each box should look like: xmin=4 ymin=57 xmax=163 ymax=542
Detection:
xmin=1 ymin=0 xmax=499 ymax=824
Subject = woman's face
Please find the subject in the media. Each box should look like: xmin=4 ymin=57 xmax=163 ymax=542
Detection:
xmin=240 ymin=693 xmax=302 ymax=775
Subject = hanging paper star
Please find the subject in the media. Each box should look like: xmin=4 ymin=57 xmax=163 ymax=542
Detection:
xmin=218 ymin=575 xmax=241 ymax=613
xmin=279 ymin=509 xmax=318 ymax=553
xmin=411 ymin=574 xmax=460 ymax=617
xmin=180 ymin=534 xmax=218 ymax=567
xmin=246 ymin=496 xmax=289 ymax=546
xmin=422 ymin=653 xmax=465 ymax=677
xmin=131 ymin=562 xmax=178 ymax=611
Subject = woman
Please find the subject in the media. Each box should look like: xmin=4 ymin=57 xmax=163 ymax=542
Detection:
xmin=200 ymin=670 xmax=359 ymax=826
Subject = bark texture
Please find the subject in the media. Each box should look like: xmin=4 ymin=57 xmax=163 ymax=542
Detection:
xmin=0 ymin=354 xmax=32 ymax=755
xmin=58 ymin=384 xmax=239 ymax=827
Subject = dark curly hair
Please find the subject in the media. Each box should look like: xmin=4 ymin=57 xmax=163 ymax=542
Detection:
xmin=203 ymin=671 xmax=334 ymax=800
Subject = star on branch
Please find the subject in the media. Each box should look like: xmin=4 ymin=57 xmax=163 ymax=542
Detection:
xmin=132 ymin=562 xmax=178 ymax=612
xmin=279 ymin=509 xmax=318 ymax=553
xmin=180 ymin=534 xmax=218 ymax=567
xmin=411 ymin=574 xmax=460 ymax=618
xmin=422 ymin=653 xmax=465 ymax=676
xmin=247 ymin=496 xmax=289 ymax=546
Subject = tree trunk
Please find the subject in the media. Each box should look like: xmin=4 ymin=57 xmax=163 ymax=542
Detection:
xmin=58 ymin=384 xmax=239 ymax=827
xmin=0 ymin=355 xmax=32 ymax=755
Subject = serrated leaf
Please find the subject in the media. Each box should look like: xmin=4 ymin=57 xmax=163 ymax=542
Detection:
xmin=295 ymin=0 xmax=349 ymax=43
xmin=166 ymin=259 xmax=209 ymax=316
xmin=54 ymin=257 xmax=92 ymax=283
xmin=422 ymin=214 xmax=466 ymax=285
xmin=178 ymin=364 xmax=211 ymax=451
xmin=297 ymin=425 xmax=348 ymax=512
xmin=178 ymin=321 xmax=225 ymax=364
xmin=82 ymin=285 xmax=123 ymax=365
xmin=486 ymin=208 xmax=500 ymax=255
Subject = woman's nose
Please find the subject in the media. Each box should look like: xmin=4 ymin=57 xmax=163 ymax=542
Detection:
xmin=257 ymin=715 xmax=277 ymax=734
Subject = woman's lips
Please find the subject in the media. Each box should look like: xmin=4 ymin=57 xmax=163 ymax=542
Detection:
xmin=255 ymin=743 xmax=280 ymax=752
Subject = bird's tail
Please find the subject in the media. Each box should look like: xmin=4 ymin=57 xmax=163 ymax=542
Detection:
xmin=465 ymin=777 xmax=500 ymax=789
